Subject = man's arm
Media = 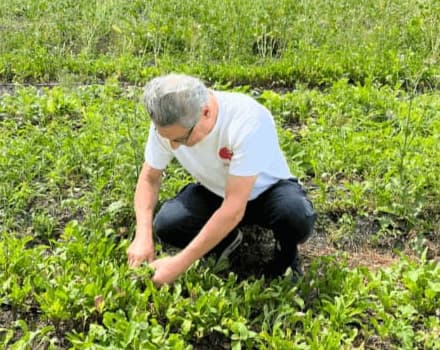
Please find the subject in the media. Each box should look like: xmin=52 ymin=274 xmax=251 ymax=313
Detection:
xmin=127 ymin=163 xmax=163 ymax=267
xmin=150 ymin=174 xmax=257 ymax=285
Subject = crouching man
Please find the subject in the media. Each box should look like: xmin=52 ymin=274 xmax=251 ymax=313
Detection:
xmin=127 ymin=73 xmax=316 ymax=286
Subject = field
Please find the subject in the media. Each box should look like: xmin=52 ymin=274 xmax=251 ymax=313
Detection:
xmin=1 ymin=0 xmax=439 ymax=349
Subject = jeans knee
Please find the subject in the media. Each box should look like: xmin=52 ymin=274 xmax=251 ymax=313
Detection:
xmin=152 ymin=201 xmax=187 ymax=241
xmin=273 ymin=197 xmax=316 ymax=244
xmin=152 ymin=199 xmax=205 ymax=249
xmin=152 ymin=211 xmax=168 ymax=241
xmin=297 ymin=210 xmax=316 ymax=244
xmin=296 ymin=196 xmax=316 ymax=242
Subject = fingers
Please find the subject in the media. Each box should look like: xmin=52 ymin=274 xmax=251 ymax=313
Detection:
xmin=127 ymin=253 xmax=145 ymax=268
xmin=126 ymin=245 xmax=154 ymax=267
xmin=128 ymin=258 xmax=140 ymax=268
xmin=151 ymin=266 xmax=165 ymax=287
xmin=128 ymin=253 xmax=155 ymax=267
xmin=151 ymin=274 xmax=162 ymax=287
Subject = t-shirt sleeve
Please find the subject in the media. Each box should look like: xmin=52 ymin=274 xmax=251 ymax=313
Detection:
xmin=144 ymin=124 xmax=174 ymax=170
xmin=228 ymin=111 xmax=278 ymax=176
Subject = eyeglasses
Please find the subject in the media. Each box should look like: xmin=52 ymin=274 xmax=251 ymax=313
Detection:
xmin=155 ymin=122 xmax=197 ymax=145
xmin=172 ymin=123 xmax=196 ymax=144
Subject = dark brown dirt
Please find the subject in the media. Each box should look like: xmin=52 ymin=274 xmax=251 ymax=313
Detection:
xmin=222 ymin=210 xmax=440 ymax=280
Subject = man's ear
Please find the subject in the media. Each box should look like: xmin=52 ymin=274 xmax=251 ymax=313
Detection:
xmin=202 ymin=105 xmax=210 ymax=119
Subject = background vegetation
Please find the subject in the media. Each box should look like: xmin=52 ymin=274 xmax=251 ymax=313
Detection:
xmin=0 ymin=0 xmax=439 ymax=88
xmin=1 ymin=0 xmax=439 ymax=348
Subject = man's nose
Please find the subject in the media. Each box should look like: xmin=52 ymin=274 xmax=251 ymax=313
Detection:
xmin=170 ymin=141 xmax=180 ymax=150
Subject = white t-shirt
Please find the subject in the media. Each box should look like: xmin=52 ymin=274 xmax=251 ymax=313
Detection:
xmin=144 ymin=91 xmax=292 ymax=200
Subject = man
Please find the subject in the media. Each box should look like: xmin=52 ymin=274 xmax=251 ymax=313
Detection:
xmin=127 ymin=73 xmax=316 ymax=286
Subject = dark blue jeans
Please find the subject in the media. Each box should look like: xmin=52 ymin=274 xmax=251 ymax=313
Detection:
xmin=153 ymin=178 xmax=316 ymax=275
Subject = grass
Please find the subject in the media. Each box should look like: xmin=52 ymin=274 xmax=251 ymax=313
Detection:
xmin=1 ymin=81 xmax=439 ymax=348
xmin=1 ymin=0 xmax=440 ymax=348
xmin=0 ymin=0 xmax=439 ymax=87
xmin=1 ymin=82 xmax=439 ymax=238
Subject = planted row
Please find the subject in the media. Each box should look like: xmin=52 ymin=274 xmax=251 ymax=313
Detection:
xmin=1 ymin=81 xmax=439 ymax=244
xmin=0 ymin=0 xmax=439 ymax=87
xmin=1 ymin=223 xmax=439 ymax=348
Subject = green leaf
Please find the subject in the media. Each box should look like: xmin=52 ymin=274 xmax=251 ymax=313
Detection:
xmin=106 ymin=200 xmax=126 ymax=214
xmin=181 ymin=319 xmax=192 ymax=335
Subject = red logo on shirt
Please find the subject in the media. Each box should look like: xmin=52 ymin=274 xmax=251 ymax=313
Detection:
xmin=219 ymin=147 xmax=233 ymax=160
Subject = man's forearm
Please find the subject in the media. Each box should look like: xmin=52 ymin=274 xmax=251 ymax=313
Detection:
xmin=134 ymin=171 xmax=161 ymax=240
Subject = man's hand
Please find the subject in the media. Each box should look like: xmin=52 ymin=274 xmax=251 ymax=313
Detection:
xmin=127 ymin=235 xmax=154 ymax=267
xmin=150 ymin=255 xmax=185 ymax=286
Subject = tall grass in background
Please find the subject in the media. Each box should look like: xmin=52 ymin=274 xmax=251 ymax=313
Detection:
xmin=0 ymin=0 xmax=438 ymax=87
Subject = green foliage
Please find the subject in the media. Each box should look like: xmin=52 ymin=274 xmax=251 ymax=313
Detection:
xmin=1 ymin=82 xmax=439 ymax=348
xmin=0 ymin=0 xmax=439 ymax=87
xmin=259 ymin=80 xmax=440 ymax=225
xmin=1 ymin=1 xmax=440 ymax=346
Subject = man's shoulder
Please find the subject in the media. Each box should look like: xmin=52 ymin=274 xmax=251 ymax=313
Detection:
xmin=216 ymin=90 xmax=270 ymax=118
xmin=216 ymin=90 xmax=257 ymax=104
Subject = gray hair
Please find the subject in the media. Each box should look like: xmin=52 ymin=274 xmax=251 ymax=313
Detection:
xmin=142 ymin=74 xmax=209 ymax=128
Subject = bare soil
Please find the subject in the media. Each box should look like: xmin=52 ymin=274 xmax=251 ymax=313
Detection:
xmin=224 ymin=211 xmax=439 ymax=280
